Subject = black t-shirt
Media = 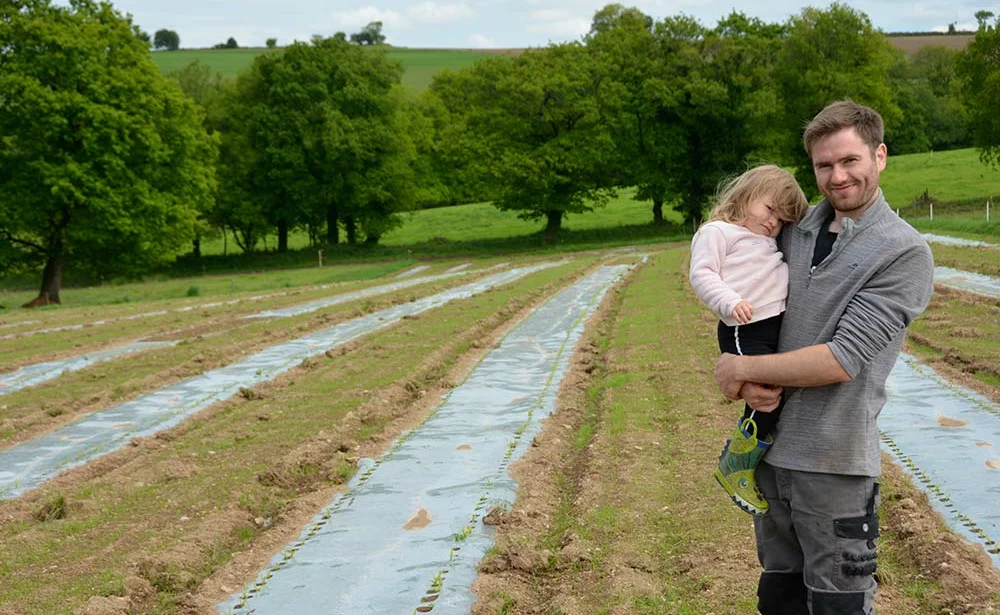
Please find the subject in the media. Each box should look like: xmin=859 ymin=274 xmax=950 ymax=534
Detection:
xmin=812 ymin=215 xmax=838 ymax=268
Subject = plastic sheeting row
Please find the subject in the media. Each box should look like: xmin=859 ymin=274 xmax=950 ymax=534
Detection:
xmin=0 ymin=262 xmax=560 ymax=500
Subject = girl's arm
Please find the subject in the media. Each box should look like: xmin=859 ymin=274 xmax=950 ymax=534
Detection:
xmin=689 ymin=225 xmax=741 ymax=319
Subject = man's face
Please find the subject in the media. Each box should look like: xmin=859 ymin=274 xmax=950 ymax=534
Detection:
xmin=810 ymin=127 xmax=886 ymax=218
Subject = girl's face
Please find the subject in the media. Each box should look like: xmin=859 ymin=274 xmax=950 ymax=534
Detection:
xmin=741 ymin=196 xmax=783 ymax=238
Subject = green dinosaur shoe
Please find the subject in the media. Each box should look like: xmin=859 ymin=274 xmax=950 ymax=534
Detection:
xmin=714 ymin=418 xmax=772 ymax=516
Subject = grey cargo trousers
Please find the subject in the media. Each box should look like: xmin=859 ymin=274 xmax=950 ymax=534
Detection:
xmin=753 ymin=462 xmax=879 ymax=615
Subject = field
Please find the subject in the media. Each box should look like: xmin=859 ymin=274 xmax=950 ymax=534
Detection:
xmin=151 ymin=47 xmax=511 ymax=90
xmin=2 ymin=215 xmax=1000 ymax=614
xmin=151 ymin=34 xmax=969 ymax=87
xmin=5 ymin=42 xmax=1000 ymax=614
xmin=887 ymin=33 xmax=975 ymax=54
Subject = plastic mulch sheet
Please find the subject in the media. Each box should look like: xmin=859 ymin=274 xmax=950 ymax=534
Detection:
xmin=0 ymin=341 xmax=176 ymax=396
xmin=0 ymin=262 xmax=561 ymax=500
xmin=396 ymin=265 xmax=431 ymax=278
xmin=881 ymin=354 xmax=1000 ymax=568
xmin=216 ymin=264 xmax=632 ymax=615
xmin=245 ymin=270 xmax=469 ymax=319
xmin=935 ymin=266 xmax=1000 ymax=299
xmin=923 ymin=233 xmax=999 ymax=249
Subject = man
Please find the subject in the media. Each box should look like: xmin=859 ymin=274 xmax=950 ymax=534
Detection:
xmin=714 ymin=100 xmax=934 ymax=615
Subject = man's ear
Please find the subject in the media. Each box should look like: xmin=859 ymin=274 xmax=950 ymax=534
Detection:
xmin=875 ymin=143 xmax=887 ymax=171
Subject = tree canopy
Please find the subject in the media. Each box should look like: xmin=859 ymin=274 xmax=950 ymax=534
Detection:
xmin=958 ymin=14 xmax=1000 ymax=167
xmin=215 ymin=35 xmax=413 ymax=249
xmin=153 ymin=27 xmax=180 ymax=51
xmin=350 ymin=21 xmax=385 ymax=45
xmin=0 ymin=0 xmax=216 ymax=305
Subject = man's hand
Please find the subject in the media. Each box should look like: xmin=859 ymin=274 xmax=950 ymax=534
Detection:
xmin=715 ymin=352 xmax=745 ymax=399
xmin=740 ymin=382 xmax=782 ymax=412
xmin=732 ymin=300 xmax=753 ymax=325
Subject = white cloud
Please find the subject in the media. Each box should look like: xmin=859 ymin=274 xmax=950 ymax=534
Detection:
xmin=409 ymin=2 xmax=475 ymax=25
xmin=330 ymin=6 xmax=404 ymax=30
xmin=525 ymin=10 xmax=591 ymax=38
xmin=469 ymin=32 xmax=495 ymax=47
xmin=931 ymin=21 xmax=977 ymax=32
xmin=530 ymin=8 xmax=573 ymax=22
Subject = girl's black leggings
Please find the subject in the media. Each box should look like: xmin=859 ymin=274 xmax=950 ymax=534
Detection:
xmin=717 ymin=313 xmax=784 ymax=438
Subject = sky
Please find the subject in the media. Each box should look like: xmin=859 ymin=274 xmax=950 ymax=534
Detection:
xmin=95 ymin=0 xmax=985 ymax=49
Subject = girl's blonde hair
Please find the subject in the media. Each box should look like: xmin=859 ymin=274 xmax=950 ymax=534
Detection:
xmin=709 ymin=165 xmax=809 ymax=226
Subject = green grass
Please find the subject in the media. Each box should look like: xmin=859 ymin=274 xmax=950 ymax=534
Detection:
xmin=881 ymin=147 xmax=1000 ymax=207
xmin=150 ymin=46 xmax=510 ymax=90
xmin=191 ymin=188 xmax=685 ymax=262
xmin=151 ymin=48 xmax=280 ymax=77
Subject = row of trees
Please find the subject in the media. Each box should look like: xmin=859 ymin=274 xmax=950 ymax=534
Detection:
xmin=3 ymin=0 xmax=1000 ymax=306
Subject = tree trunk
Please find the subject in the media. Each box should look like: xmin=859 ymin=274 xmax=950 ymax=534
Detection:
xmin=652 ymin=198 xmax=665 ymax=225
xmin=326 ymin=204 xmax=339 ymax=245
xmin=544 ymin=210 xmax=562 ymax=241
xmin=24 ymin=254 xmax=64 ymax=307
xmin=192 ymin=235 xmax=201 ymax=258
xmin=277 ymin=219 xmax=288 ymax=253
xmin=345 ymin=217 xmax=357 ymax=244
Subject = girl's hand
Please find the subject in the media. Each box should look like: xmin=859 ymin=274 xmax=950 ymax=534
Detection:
xmin=732 ymin=300 xmax=753 ymax=325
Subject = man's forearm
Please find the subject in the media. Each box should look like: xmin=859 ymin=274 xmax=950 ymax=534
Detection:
xmin=730 ymin=343 xmax=851 ymax=388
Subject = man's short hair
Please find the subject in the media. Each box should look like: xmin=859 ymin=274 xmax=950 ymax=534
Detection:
xmin=803 ymin=100 xmax=884 ymax=156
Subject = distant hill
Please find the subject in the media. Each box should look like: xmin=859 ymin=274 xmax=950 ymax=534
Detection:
xmin=151 ymin=34 xmax=976 ymax=87
xmin=151 ymin=47 xmax=519 ymax=90
xmin=887 ymin=33 xmax=974 ymax=54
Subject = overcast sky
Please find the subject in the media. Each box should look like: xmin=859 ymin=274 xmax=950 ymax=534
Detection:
xmin=98 ymin=0 xmax=984 ymax=49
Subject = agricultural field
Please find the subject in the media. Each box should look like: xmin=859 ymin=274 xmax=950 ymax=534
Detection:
xmin=887 ymin=33 xmax=975 ymax=54
xmin=150 ymin=34 xmax=965 ymax=88
xmin=151 ymin=47 xmax=514 ymax=90
xmin=1 ymin=230 xmax=999 ymax=614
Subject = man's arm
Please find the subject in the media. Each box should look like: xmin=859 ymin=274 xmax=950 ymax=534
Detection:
xmin=715 ymin=343 xmax=851 ymax=400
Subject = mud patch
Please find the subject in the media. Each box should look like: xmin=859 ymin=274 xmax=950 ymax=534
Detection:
xmin=937 ymin=415 xmax=968 ymax=428
xmin=404 ymin=508 xmax=432 ymax=530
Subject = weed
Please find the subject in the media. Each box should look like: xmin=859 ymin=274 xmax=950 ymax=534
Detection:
xmin=45 ymin=406 xmax=64 ymax=417
xmin=34 ymin=494 xmax=67 ymax=521
xmin=186 ymin=285 xmax=201 ymax=297
xmin=495 ymin=594 xmax=517 ymax=615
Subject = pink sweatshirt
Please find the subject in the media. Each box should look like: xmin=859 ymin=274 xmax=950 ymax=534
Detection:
xmin=689 ymin=220 xmax=788 ymax=327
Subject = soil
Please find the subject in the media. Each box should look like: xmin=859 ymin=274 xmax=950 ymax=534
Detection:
xmin=3 ymin=254 xmax=1000 ymax=614
xmin=471 ymin=266 xmax=1000 ymax=614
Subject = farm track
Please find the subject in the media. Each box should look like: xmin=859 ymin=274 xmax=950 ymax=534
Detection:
xmin=0 ymin=247 xmax=998 ymax=614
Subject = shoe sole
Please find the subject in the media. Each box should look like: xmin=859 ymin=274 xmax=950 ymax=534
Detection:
xmin=714 ymin=468 xmax=768 ymax=517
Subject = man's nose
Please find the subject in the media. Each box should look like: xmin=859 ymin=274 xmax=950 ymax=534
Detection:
xmin=830 ymin=164 xmax=849 ymax=183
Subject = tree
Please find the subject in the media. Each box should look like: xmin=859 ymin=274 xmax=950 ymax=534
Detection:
xmin=225 ymin=36 xmax=238 ymax=48
xmin=975 ymin=10 xmax=995 ymax=28
xmin=350 ymin=21 xmax=385 ymax=45
xmin=136 ymin=28 xmax=150 ymax=46
xmin=890 ymin=46 xmax=969 ymax=153
xmin=0 ymin=0 xmax=216 ymax=306
xmin=957 ymin=14 xmax=1000 ymax=166
xmin=641 ymin=13 xmax=787 ymax=226
xmin=218 ymin=35 xmax=411 ymax=249
xmin=433 ymin=44 xmax=617 ymax=236
xmin=153 ymin=27 xmax=179 ymax=50
xmin=266 ymin=37 xmax=277 ymax=49
xmin=773 ymin=3 xmax=900 ymax=194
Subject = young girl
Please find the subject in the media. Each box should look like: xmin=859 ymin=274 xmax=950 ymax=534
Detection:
xmin=689 ymin=165 xmax=809 ymax=516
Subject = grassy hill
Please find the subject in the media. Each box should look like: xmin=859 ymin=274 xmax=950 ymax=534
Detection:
xmin=151 ymin=33 xmax=974 ymax=86
xmin=151 ymin=47 xmax=517 ymax=90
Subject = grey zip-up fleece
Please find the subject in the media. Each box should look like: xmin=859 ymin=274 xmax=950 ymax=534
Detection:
xmin=766 ymin=191 xmax=934 ymax=477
